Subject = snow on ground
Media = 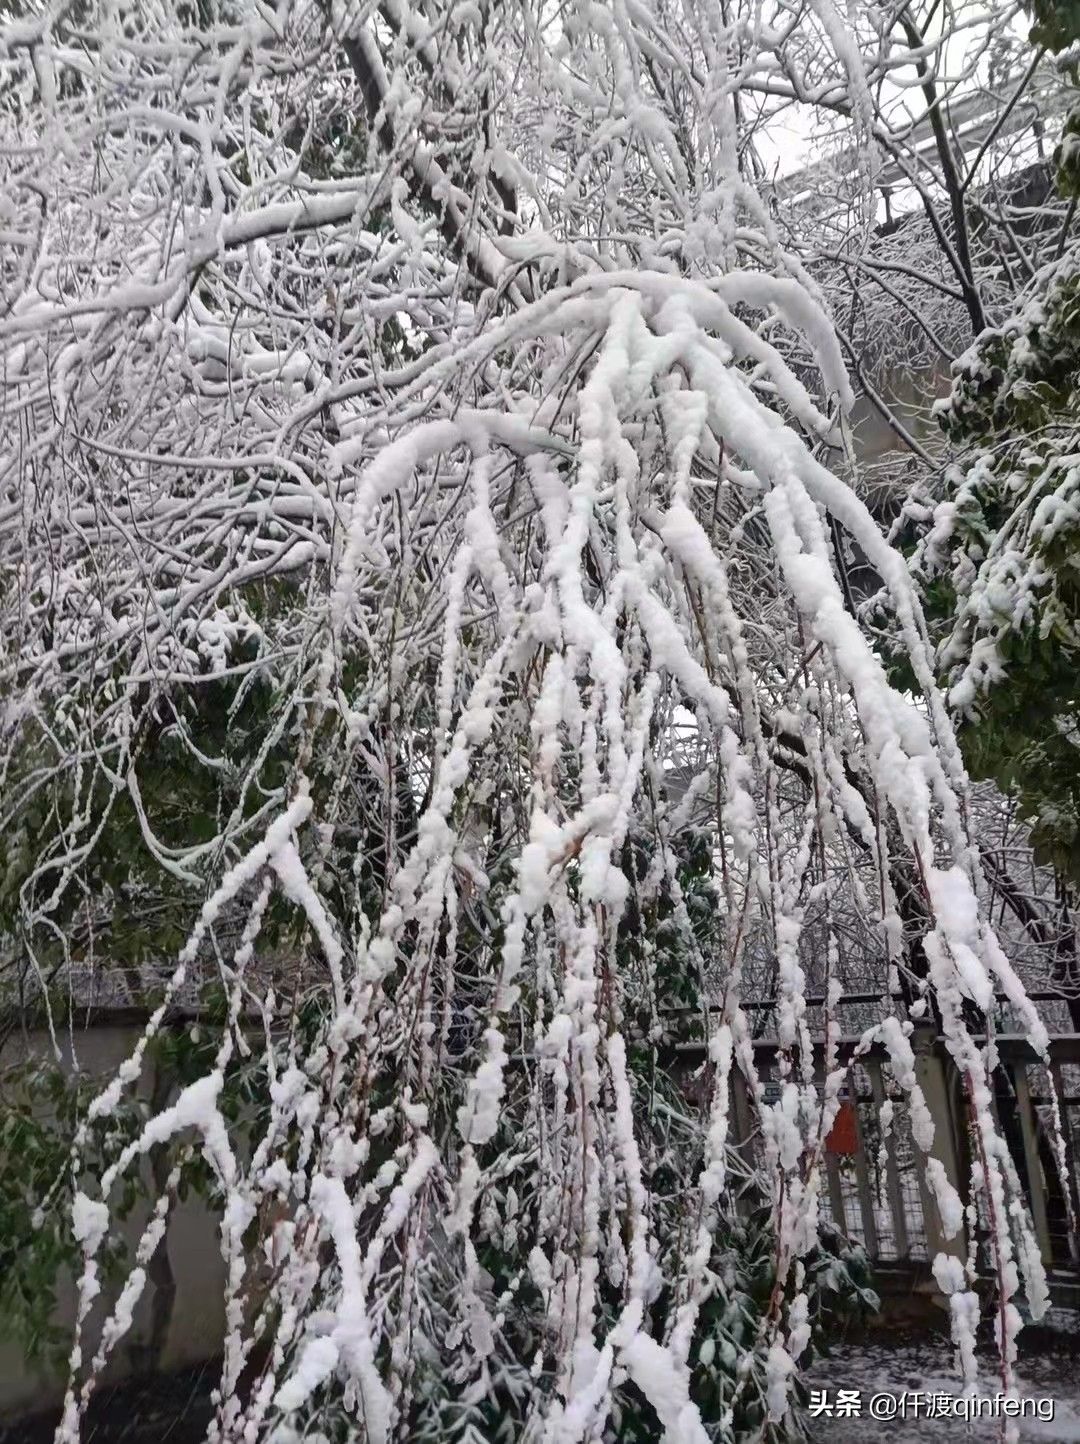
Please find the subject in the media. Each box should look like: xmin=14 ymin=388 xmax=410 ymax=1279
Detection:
xmin=808 ymin=1332 xmax=1080 ymax=1441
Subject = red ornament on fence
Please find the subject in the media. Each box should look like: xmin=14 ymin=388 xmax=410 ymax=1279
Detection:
xmin=825 ymin=1099 xmax=858 ymax=1156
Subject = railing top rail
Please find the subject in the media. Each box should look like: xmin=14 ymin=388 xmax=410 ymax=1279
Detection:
xmin=662 ymin=989 xmax=1079 ymax=1016
xmin=665 ymin=1031 xmax=1080 ymax=1067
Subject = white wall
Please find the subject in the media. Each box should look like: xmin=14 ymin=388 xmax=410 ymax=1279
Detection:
xmin=0 ymin=1026 xmax=227 ymax=1420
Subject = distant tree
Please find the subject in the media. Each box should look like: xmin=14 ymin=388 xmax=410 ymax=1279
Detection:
xmin=909 ymin=0 xmax=1080 ymax=892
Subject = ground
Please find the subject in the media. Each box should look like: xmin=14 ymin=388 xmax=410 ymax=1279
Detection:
xmin=809 ymin=1328 xmax=1080 ymax=1441
xmin=5 ymin=1326 xmax=1080 ymax=1441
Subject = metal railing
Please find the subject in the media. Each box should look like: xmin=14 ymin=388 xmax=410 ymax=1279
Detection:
xmin=668 ymin=1010 xmax=1080 ymax=1282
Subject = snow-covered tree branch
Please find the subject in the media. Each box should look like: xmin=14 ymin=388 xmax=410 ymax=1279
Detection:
xmin=0 ymin=0 xmax=1068 ymax=1439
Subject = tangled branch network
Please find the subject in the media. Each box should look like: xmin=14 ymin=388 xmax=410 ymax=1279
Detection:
xmin=0 ymin=0 xmax=1064 ymax=1440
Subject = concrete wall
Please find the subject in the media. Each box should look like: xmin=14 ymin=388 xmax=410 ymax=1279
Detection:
xmin=847 ymin=357 xmax=952 ymax=468
xmin=0 ymin=1026 xmax=226 ymax=1419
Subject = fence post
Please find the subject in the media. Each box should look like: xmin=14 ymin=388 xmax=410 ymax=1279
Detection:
xmin=1049 ymin=1057 xmax=1080 ymax=1265
xmin=848 ymin=1085 xmax=881 ymax=1259
xmin=1012 ymin=1061 xmax=1054 ymax=1266
xmin=913 ymin=1027 xmax=966 ymax=1262
xmin=868 ymin=1056 xmax=909 ymax=1259
xmin=730 ymin=1066 xmax=759 ymax=1217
